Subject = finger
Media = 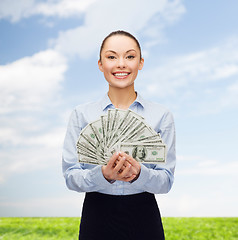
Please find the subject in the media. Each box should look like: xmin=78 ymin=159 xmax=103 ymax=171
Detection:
xmin=119 ymin=151 xmax=128 ymax=158
xmin=126 ymin=157 xmax=141 ymax=173
xmin=121 ymin=174 xmax=137 ymax=182
xmin=118 ymin=162 xmax=132 ymax=178
xmin=118 ymin=161 xmax=132 ymax=175
xmin=113 ymin=159 xmax=119 ymax=168
xmin=128 ymin=166 xmax=137 ymax=175
xmin=107 ymin=152 xmax=120 ymax=168
xmin=114 ymin=156 xmax=127 ymax=172
xmin=125 ymin=155 xmax=137 ymax=165
xmin=114 ymin=156 xmax=126 ymax=173
xmin=120 ymin=152 xmax=137 ymax=165
xmin=121 ymin=159 xmax=130 ymax=169
xmin=118 ymin=165 xmax=126 ymax=172
xmin=113 ymin=159 xmax=121 ymax=168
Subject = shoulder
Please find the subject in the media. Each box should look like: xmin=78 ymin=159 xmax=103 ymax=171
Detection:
xmin=144 ymin=98 xmax=169 ymax=113
xmin=141 ymin=96 xmax=172 ymax=119
xmin=74 ymin=100 xmax=100 ymax=114
xmin=139 ymin=96 xmax=174 ymax=132
xmin=137 ymin=93 xmax=169 ymax=114
xmin=69 ymin=97 xmax=105 ymax=128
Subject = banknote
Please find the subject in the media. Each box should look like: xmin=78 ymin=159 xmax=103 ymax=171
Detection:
xmin=76 ymin=108 xmax=167 ymax=165
xmin=118 ymin=142 xmax=166 ymax=163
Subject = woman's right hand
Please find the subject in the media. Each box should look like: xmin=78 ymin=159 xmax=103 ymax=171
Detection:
xmin=101 ymin=152 xmax=136 ymax=182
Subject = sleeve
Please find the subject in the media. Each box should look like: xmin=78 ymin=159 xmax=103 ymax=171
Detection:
xmin=130 ymin=111 xmax=176 ymax=194
xmin=62 ymin=109 xmax=112 ymax=193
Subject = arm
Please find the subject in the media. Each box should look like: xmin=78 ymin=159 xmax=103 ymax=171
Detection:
xmin=62 ymin=109 xmax=112 ymax=193
xmin=128 ymin=111 xmax=176 ymax=194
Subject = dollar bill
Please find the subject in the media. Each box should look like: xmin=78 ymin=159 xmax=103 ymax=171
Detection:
xmin=90 ymin=119 xmax=104 ymax=150
xmin=108 ymin=112 xmax=144 ymax=148
xmin=77 ymin=131 xmax=104 ymax=159
xmin=100 ymin=115 xmax=107 ymax=145
xmin=119 ymin=142 xmax=167 ymax=163
xmin=107 ymin=108 xmax=128 ymax=144
xmin=77 ymin=108 xmax=166 ymax=165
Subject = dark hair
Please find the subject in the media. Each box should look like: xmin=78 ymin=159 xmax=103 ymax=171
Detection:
xmin=99 ymin=30 xmax=142 ymax=61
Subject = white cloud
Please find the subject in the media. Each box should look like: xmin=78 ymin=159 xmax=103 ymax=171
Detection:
xmin=1 ymin=189 xmax=237 ymax=217
xmin=52 ymin=0 xmax=185 ymax=58
xmin=0 ymin=0 xmax=34 ymax=22
xmin=211 ymin=64 xmax=238 ymax=79
xmin=175 ymin=155 xmax=238 ymax=177
xmin=0 ymin=48 xmax=69 ymax=183
xmin=0 ymin=100 xmax=67 ymax=183
xmin=0 ymin=0 xmax=185 ymax=59
xmin=0 ymin=0 xmax=97 ymax=22
xmin=0 ymin=194 xmax=85 ymax=217
xmin=0 ymin=49 xmax=67 ymax=113
xmin=177 ymin=161 xmax=238 ymax=176
xmin=141 ymin=38 xmax=238 ymax=95
xmin=138 ymin=37 xmax=238 ymax=114
xmin=35 ymin=0 xmax=97 ymax=18
xmin=219 ymin=80 xmax=238 ymax=109
xmin=157 ymin=193 xmax=238 ymax=217
xmin=155 ymin=154 xmax=238 ymax=217
xmin=0 ymin=125 xmax=65 ymax=148
xmin=0 ymin=136 xmax=65 ymax=184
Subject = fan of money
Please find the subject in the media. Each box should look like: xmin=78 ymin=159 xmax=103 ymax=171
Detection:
xmin=77 ymin=109 xmax=167 ymax=165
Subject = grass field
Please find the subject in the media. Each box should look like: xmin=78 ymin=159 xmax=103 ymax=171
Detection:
xmin=0 ymin=217 xmax=237 ymax=239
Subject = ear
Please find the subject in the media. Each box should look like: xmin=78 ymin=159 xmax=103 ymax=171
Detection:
xmin=139 ymin=58 xmax=144 ymax=70
xmin=98 ymin=60 xmax=104 ymax=72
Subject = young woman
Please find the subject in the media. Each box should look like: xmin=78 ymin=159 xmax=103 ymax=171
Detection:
xmin=62 ymin=30 xmax=176 ymax=240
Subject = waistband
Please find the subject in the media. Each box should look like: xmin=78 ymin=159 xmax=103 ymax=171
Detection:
xmin=85 ymin=191 xmax=155 ymax=204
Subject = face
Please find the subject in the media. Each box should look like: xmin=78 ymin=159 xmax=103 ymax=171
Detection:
xmin=137 ymin=146 xmax=145 ymax=159
xmin=98 ymin=35 xmax=144 ymax=90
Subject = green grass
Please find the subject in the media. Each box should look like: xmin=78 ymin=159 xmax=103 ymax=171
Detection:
xmin=163 ymin=218 xmax=238 ymax=240
xmin=0 ymin=218 xmax=79 ymax=240
xmin=0 ymin=217 xmax=237 ymax=239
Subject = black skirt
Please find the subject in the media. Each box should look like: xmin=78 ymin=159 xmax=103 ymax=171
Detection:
xmin=79 ymin=192 xmax=165 ymax=240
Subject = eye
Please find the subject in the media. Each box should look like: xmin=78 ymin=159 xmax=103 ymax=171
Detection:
xmin=127 ymin=55 xmax=135 ymax=59
xmin=108 ymin=55 xmax=116 ymax=59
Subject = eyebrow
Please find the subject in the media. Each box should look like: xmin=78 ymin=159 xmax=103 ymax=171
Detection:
xmin=105 ymin=49 xmax=137 ymax=54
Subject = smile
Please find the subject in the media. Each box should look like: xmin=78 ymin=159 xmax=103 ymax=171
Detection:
xmin=113 ymin=72 xmax=130 ymax=78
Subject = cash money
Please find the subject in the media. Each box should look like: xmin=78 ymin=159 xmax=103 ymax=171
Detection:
xmin=76 ymin=109 xmax=167 ymax=165
xmin=118 ymin=143 xmax=166 ymax=163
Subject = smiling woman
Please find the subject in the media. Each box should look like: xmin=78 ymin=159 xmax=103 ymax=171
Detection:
xmin=62 ymin=30 xmax=176 ymax=240
xmin=98 ymin=32 xmax=144 ymax=109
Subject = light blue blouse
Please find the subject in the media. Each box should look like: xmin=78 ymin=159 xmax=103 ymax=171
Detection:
xmin=62 ymin=93 xmax=176 ymax=195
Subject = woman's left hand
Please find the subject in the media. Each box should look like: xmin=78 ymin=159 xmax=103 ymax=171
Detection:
xmin=118 ymin=152 xmax=141 ymax=182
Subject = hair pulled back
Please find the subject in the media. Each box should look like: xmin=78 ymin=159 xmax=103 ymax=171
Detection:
xmin=99 ymin=30 xmax=142 ymax=61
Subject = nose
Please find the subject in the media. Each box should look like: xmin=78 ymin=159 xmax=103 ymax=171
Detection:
xmin=117 ymin=57 xmax=126 ymax=68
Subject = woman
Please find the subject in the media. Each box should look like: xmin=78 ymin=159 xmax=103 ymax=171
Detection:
xmin=62 ymin=30 xmax=176 ymax=240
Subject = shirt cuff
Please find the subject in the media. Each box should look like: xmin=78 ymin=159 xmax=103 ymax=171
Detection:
xmin=130 ymin=164 xmax=149 ymax=190
xmin=90 ymin=165 xmax=114 ymax=188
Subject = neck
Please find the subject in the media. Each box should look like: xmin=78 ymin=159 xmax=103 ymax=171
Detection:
xmin=108 ymin=85 xmax=137 ymax=109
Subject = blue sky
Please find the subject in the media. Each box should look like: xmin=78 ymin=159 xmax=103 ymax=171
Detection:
xmin=0 ymin=0 xmax=238 ymax=217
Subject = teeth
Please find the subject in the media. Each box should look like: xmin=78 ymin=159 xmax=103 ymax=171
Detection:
xmin=114 ymin=73 xmax=129 ymax=76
